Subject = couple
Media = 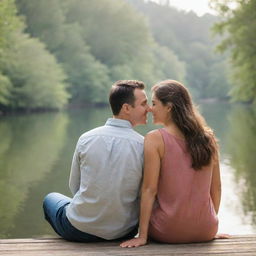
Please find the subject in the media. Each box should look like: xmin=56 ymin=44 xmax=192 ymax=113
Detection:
xmin=43 ymin=79 xmax=221 ymax=247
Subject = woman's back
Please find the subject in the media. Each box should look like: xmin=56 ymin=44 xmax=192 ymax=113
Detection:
xmin=149 ymin=128 xmax=218 ymax=243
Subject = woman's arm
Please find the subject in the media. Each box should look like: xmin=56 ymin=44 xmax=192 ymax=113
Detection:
xmin=210 ymin=154 xmax=221 ymax=214
xmin=120 ymin=131 xmax=162 ymax=247
xmin=211 ymin=156 xmax=231 ymax=239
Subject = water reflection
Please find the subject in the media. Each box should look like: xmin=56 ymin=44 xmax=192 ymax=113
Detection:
xmin=0 ymin=103 xmax=255 ymax=238
xmin=226 ymin=105 xmax=256 ymax=228
xmin=3 ymin=108 xmax=113 ymax=238
xmin=201 ymin=102 xmax=256 ymax=234
xmin=0 ymin=112 xmax=69 ymax=238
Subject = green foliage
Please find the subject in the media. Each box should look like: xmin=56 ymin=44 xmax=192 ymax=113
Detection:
xmin=207 ymin=60 xmax=230 ymax=98
xmin=53 ymin=24 xmax=111 ymax=104
xmin=211 ymin=0 xmax=256 ymax=104
xmin=65 ymin=0 xmax=152 ymax=66
xmin=16 ymin=0 xmax=185 ymax=104
xmin=16 ymin=0 xmax=111 ymax=104
xmin=152 ymin=45 xmax=186 ymax=83
xmin=1 ymin=31 xmax=69 ymax=109
xmin=1 ymin=0 xmax=233 ymax=111
xmin=0 ymin=0 xmax=69 ymax=111
xmin=0 ymin=0 xmax=23 ymax=49
xmin=0 ymin=73 xmax=12 ymax=106
xmin=128 ymin=0 xmax=230 ymax=99
xmin=17 ymin=0 xmax=67 ymax=51
xmin=227 ymin=105 xmax=256 ymax=223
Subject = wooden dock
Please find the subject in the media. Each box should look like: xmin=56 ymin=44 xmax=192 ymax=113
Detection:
xmin=0 ymin=235 xmax=256 ymax=255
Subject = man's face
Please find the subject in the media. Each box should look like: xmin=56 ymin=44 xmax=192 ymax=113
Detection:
xmin=129 ymin=89 xmax=150 ymax=126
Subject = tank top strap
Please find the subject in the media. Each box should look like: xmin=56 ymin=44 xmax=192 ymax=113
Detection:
xmin=158 ymin=128 xmax=173 ymax=144
xmin=158 ymin=128 xmax=186 ymax=152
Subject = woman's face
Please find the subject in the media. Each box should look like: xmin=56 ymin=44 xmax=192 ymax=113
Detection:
xmin=151 ymin=93 xmax=171 ymax=125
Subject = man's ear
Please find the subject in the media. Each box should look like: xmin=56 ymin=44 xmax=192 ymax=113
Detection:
xmin=121 ymin=103 xmax=131 ymax=114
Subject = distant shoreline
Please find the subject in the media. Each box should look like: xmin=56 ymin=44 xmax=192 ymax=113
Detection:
xmin=2 ymin=98 xmax=253 ymax=116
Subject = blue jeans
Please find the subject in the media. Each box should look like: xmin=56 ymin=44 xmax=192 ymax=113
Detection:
xmin=43 ymin=192 xmax=138 ymax=242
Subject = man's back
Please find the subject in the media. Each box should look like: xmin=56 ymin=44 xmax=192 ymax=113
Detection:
xmin=66 ymin=118 xmax=144 ymax=239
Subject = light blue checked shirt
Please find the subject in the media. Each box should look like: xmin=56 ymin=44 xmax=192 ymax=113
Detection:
xmin=66 ymin=118 xmax=144 ymax=239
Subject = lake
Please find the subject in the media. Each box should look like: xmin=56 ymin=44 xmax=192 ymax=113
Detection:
xmin=0 ymin=102 xmax=255 ymax=238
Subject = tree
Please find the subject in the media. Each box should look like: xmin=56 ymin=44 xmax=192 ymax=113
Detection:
xmin=53 ymin=23 xmax=111 ymax=104
xmin=65 ymin=0 xmax=163 ymax=88
xmin=0 ymin=73 xmax=12 ymax=106
xmin=0 ymin=0 xmax=23 ymax=48
xmin=0 ymin=0 xmax=69 ymax=111
xmin=152 ymin=45 xmax=186 ymax=83
xmin=16 ymin=0 xmax=185 ymax=103
xmin=127 ymin=0 xmax=230 ymax=100
xmin=65 ymin=0 xmax=153 ymax=67
xmin=1 ymin=31 xmax=69 ymax=110
xmin=16 ymin=0 xmax=114 ymax=104
xmin=210 ymin=0 xmax=256 ymax=104
xmin=0 ymin=0 xmax=22 ymax=106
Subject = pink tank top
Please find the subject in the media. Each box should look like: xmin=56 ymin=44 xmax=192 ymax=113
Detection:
xmin=149 ymin=128 xmax=218 ymax=243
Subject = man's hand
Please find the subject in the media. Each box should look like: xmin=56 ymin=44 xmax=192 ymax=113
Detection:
xmin=120 ymin=237 xmax=147 ymax=248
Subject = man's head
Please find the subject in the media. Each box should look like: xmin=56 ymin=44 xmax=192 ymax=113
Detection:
xmin=109 ymin=80 xmax=149 ymax=126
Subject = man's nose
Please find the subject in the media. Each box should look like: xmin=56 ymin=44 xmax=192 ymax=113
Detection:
xmin=147 ymin=105 xmax=152 ymax=112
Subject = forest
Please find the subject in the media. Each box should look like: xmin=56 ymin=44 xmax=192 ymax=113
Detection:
xmin=0 ymin=0 xmax=255 ymax=111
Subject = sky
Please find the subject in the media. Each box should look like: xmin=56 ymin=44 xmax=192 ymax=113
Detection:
xmin=149 ymin=0 xmax=217 ymax=16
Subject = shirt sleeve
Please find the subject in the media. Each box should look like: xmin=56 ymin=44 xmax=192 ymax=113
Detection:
xmin=69 ymin=142 xmax=81 ymax=196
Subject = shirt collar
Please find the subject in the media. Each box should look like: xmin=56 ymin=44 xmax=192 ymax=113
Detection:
xmin=105 ymin=118 xmax=133 ymax=129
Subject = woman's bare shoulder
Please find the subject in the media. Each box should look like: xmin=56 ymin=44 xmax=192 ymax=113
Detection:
xmin=145 ymin=129 xmax=164 ymax=156
xmin=145 ymin=129 xmax=162 ymax=140
xmin=145 ymin=129 xmax=163 ymax=147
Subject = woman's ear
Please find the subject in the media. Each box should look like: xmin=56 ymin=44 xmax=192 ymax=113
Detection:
xmin=167 ymin=103 xmax=172 ymax=112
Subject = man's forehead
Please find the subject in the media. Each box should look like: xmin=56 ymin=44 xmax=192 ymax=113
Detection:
xmin=134 ymin=88 xmax=146 ymax=96
xmin=135 ymin=89 xmax=147 ymax=100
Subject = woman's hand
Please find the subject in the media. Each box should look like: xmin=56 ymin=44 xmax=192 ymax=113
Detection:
xmin=214 ymin=233 xmax=231 ymax=239
xmin=120 ymin=237 xmax=147 ymax=248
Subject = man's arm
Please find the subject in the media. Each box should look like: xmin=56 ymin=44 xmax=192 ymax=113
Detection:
xmin=69 ymin=143 xmax=81 ymax=196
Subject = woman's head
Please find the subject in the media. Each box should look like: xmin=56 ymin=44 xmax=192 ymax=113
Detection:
xmin=152 ymin=80 xmax=218 ymax=170
xmin=152 ymin=80 xmax=194 ymax=125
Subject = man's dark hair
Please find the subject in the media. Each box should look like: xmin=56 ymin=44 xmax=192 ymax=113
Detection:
xmin=109 ymin=80 xmax=145 ymax=115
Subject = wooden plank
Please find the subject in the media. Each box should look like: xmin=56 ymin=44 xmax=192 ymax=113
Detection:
xmin=0 ymin=235 xmax=256 ymax=256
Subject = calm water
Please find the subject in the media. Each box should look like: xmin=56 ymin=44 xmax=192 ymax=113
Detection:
xmin=0 ymin=102 xmax=255 ymax=238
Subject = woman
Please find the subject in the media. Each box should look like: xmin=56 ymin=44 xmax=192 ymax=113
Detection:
xmin=121 ymin=80 xmax=222 ymax=247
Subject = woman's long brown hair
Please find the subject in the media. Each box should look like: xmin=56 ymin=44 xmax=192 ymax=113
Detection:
xmin=152 ymin=80 xmax=218 ymax=170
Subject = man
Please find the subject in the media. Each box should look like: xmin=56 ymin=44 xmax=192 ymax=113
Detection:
xmin=43 ymin=80 xmax=150 ymax=242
